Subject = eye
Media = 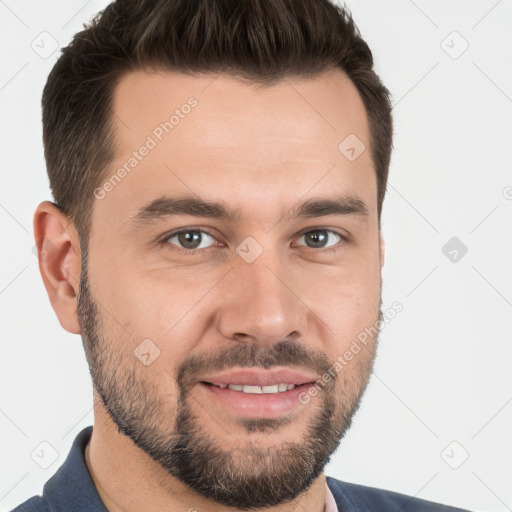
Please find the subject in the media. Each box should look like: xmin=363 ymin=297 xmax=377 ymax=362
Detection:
xmin=295 ymin=229 xmax=343 ymax=250
xmin=164 ymin=229 xmax=217 ymax=251
xmin=159 ymin=227 xmax=346 ymax=255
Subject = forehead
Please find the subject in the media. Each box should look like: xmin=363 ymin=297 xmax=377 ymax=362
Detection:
xmin=95 ymin=69 xmax=376 ymax=229
xmin=112 ymin=68 xmax=370 ymax=151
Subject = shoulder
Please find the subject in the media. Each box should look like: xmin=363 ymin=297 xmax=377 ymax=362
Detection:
xmin=9 ymin=495 xmax=50 ymax=512
xmin=326 ymin=476 xmax=472 ymax=512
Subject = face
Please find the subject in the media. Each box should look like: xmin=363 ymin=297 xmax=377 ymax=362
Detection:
xmin=77 ymin=69 xmax=383 ymax=508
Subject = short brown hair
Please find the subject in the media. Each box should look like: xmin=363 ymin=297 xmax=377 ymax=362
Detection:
xmin=42 ymin=0 xmax=393 ymax=247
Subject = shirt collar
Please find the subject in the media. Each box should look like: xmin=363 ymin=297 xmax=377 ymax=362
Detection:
xmin=43 ymin=425 xmax=109 ymax=511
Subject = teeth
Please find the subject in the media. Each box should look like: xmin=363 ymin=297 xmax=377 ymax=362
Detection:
xmin=224 ymin=383 xmax=296 ymax=393
xmin=242 ymin=385 xmax=263 ymax=394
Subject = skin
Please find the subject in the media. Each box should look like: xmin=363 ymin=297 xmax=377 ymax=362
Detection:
xmin=34 ymin=68 xmax=384 ymax=512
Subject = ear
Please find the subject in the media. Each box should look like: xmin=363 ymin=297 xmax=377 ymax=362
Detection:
xmin=33 ymin=201 xmax=82 ymax=334
xmin=379 ymin=231 xmax=385 ymax=269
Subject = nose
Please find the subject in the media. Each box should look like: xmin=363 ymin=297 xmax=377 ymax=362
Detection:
xmin=216 ymin=252 xmax=309 ymax=347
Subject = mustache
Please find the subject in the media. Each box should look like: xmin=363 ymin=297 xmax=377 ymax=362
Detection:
xmin=176 ymin=339 xmax=332 ymax=392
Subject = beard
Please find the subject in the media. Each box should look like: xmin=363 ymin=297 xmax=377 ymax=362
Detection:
xmin=77 ymin=252 xmax=381 ymax=510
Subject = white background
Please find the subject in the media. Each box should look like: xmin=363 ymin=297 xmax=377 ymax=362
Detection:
xmin=1 ymin=1 xmax=511 ymax=511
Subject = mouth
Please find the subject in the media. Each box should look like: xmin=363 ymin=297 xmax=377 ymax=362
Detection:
xmin=200 ymin=381 xmax=313 ymax=394
xmin=197 ymin=380 xmax=316 ymax=419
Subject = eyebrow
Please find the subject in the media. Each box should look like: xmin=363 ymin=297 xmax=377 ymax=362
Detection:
xmin=127 ymin=193 xmax=369 ymax=227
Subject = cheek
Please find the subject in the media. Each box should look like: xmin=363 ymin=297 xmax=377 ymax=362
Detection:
xmin=87 ymin=253 xmax=203 ymax=359
xmin=304 ymin=260 xmax=381 ymax=347
xmin=108 ymin=271 xmax=215 ymax=362
xmin=320 ymin=288 xmax=380 ymax=345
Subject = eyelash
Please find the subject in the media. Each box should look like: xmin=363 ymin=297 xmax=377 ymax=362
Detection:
xmin=158 ymin=227 xmax=347 ymax=256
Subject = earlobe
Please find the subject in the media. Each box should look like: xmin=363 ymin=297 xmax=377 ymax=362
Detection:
xmin=33 ymin=201 xmax=82 ymax=334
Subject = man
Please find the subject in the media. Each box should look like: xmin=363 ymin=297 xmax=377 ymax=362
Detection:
xmin=14 ymin=0 xmax=471 ymax=510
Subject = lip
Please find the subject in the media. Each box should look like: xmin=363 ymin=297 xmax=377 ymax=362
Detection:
xmin=197 ymin=381 xmax=316 ymax=418
xmin=198 ymin=367 xmax=320 ymax=387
